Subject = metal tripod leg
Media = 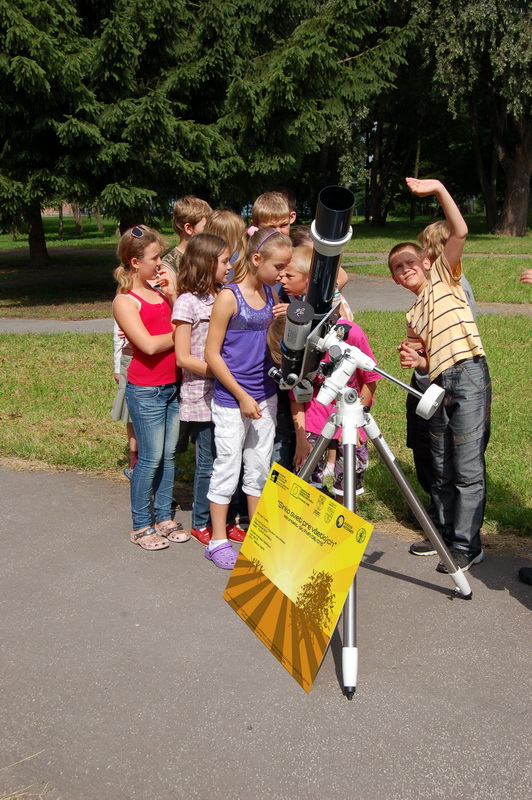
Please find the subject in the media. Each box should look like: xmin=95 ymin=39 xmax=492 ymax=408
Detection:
xmin=297 ymin=417 xmax=338 ymax=485
xmin=296 ymin=415 xmax=358 ymax=697
xmin=341 ymin=436 xmax=358 ymax=699
xmin=363 ymin=414 xmax=473 ymax=599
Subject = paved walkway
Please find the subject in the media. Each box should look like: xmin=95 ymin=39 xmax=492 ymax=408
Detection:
xmin=1 ymin=273 xmax=531 ymax=333
xmin=1 ymin=464 xmax=531 ymax=800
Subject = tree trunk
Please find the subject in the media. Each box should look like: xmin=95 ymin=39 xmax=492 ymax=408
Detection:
xmin=370 ymin=116 xmax=386 ymax=227
xmin=27 ymin=205 xmax=52 ymax=268
xmin=95 ymin=203 xmax=104 ymax=233
xmin=57 ymin=204 xmax=64 ymax=240
xmin=72 ymin=202 xmax=84 ymax=234
xmin=409 ymin=139 xmax=421 ymax=221
xmin=469 ymin=98 xmax=498 ymax=231
xmin=494 ymin=118 xmax=532 ymax=237
xmin=494 ymin=156 xmax=531 ymax=236
xmin=364 ymin=131 xmax=371 ymax=223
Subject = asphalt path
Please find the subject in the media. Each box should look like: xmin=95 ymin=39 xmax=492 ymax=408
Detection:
xmin=1 ymin=465 xmax=531 ymax=800
xmin=1 ymin=274 xmax=531 ymax=799
xmin=0 ymin=272 xmax=530 ymax=334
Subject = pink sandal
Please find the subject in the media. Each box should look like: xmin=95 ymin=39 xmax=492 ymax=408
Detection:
xmin=155 ymin=521 xmax=190 ymax=543
xmin=130 ymin=527 xmax=169 ymax=551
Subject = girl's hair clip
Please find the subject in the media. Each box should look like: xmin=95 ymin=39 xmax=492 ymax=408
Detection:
xmin=247 ymin=225 xmax=259 ymax=236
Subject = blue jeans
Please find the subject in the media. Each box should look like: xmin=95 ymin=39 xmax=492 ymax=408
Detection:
xmin=189 ymin=421 xmax=247 ymax=527
xmin=429 ymin=357 xmax=491 ymax=555
xmin=190 ymin=421 xmax=216 ymax=529
xmin=125 ymin=382 xmax=180 ymax=530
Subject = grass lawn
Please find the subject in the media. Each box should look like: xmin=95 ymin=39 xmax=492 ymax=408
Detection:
xmin=0 ymin=214 xmax=530 ymax=319
xmin=1 ymin=213 xmax=531 ymax=253
xmin=0 ymin=313 xmax=530 ymax=538
xmin=1 ymin=213 xmax=530 ymax=541
xmin=347 ymin=215 xmax=532 ymax=255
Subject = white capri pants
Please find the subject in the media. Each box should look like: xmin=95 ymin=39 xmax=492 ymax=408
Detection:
xmin=207 ymin=395 xmax=278 ymax=505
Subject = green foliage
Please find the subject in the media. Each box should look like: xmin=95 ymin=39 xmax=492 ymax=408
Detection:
xmin=217 ymin=0 xmax=416 ymax=201
xmin=419 ymin=0 xmax=531 ymax=119
xmin=413 ymin=0 xmax=532 ymax=235
xmin=0 ymin=0 xmax=96 ymax=223
xmin=0 ymin=0 xmax=530 ymax=249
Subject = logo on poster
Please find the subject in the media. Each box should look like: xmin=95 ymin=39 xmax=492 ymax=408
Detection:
xmin=356 ymin=528 xmax=367 ymax=543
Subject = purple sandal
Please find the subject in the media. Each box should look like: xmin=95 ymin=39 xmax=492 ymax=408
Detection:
xmin=204 ymin=541 xmax=237 ymax=570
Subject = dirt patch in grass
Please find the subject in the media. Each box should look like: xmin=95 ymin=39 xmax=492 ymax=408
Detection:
xmin=376 ymin=519 xmax=532 ymax=557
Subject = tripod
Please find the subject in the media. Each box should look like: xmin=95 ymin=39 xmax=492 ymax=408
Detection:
xmin=295 ymin=331 xmax=473 ymax=699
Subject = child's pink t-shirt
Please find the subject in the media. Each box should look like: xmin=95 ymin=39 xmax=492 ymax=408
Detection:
xmin=302 ymin=321 xmax=381 ymax=440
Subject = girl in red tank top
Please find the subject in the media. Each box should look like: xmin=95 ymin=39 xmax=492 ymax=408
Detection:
xmin=113 ymin=225 xmax=188 ymax=551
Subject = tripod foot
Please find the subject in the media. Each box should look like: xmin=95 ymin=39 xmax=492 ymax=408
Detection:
xmin=342 ymin=646 xmax=358 ymax=698
xmin=449 ymin=568 xmax=473 ymax=598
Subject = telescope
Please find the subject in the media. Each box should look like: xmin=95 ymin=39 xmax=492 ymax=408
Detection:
xmin=275 ymin=185 xmax=355 ymax=388
xmin=267 ymin=186 xmax=471 ymax=700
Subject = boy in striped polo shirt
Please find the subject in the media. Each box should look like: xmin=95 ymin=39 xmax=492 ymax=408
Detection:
xmin=389 ymin=177 xmax=491 ymax=572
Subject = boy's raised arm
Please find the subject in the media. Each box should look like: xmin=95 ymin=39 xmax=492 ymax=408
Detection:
xmin=406 ymin=177 xmax=467 ymax=269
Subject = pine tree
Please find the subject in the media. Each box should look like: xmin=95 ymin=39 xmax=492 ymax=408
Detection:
xmin=215 ymin=0 xmax=416 ymax=206
xmin=417 ymin=0 xmax=532 ymax=236
xmin=0 ymin=0 xmax=99 ymax=266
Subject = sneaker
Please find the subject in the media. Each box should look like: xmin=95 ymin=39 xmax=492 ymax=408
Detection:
xmin=322 ymin=463 xmax=335 ymax=479
xmin=409 ymin=539 xmax=438 ymax=556
xmin=190 ymin=526 xmax=212 ymax=545
xmin=436 ymin=549 xmax=485 ymax=573
xmin=518 ymin=567 xmax=532 ymax=585
xmin=226 ymin=523 xmax=247 ymax=543
xmin=123 ymin=467 xmax=133 ymax=480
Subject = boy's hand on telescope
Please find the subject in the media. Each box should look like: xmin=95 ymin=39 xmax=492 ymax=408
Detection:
xmin=273 ymin=302 xmax=289 ymax=317
xmin=405 ymin=177 xmax=443 ymax=197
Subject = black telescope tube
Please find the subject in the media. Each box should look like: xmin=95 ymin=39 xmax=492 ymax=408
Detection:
xmin=306 ymin=186 xmax=355 ymax=323
xmin=314 ymin=186 xmax=355 ymax=240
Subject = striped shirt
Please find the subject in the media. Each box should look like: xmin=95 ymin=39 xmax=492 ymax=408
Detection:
xmin=406 ymin=253 xmax=484 ymax=382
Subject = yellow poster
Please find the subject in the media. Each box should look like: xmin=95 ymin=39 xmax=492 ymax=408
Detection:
xmin=223 ymin=463 xmax=373 ymax=693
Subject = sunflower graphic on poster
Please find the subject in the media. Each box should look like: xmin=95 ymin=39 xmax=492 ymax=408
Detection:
xmin=223 ymin=463 xmax=373 ymax=692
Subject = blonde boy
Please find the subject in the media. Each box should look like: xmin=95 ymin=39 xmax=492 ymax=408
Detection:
xmin=250 ymin=191 xmax=291 ymax=235
xmin=389 ymin=177 xmax=490 ymax=573
xmin=269 ymin=185 xmax=297 ymax=225
xmin=164 ymin=195 xmax=212 ymax=273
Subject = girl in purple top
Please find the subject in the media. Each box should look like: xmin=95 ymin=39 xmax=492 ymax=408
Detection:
xmin=204 ymin=228 xmax=292 ymax=569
